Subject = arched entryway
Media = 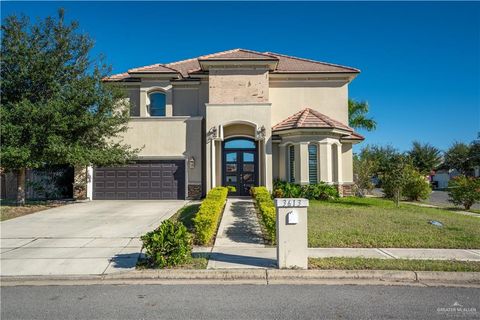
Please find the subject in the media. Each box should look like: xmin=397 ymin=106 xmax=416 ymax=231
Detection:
xmin=222 ymin=137 xmax=258 ymax=196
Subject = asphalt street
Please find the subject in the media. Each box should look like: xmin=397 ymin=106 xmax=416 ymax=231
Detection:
xmin=2 ymin=284 xmax=479 ymax=319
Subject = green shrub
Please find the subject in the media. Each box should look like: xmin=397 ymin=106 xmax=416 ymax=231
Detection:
xmin=192 ymin=187 xmax=228 ymax=245
xmin=402 ymin=169 xmax=431 ymax=201
xmin=273 ymin=180 xmax=339 ymax=200
xmin=448 ymin=175 xmax=480 ymax=210
xmin=251 ymin=186 xmax=276 ymax=243
xmin=301 ymin=183 xmax=339 ymax=200
xmin=140 ymin=220 xmax=192 ymax=268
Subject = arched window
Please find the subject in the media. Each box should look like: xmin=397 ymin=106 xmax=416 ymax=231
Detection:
xmin=308 ymin=144 xmax=318 ymax=184
xmin=149 ymin=92 xmax=166 ymax=116
xmin=224 ymin=138 xmax=256 ymax=149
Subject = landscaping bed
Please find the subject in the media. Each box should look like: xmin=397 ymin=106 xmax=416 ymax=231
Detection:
xmin=308 ymin=197 xmax=480 ymax=249
xmin=309 ymin=257 xmax=480 ymax=272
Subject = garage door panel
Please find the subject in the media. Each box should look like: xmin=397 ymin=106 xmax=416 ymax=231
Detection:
xmin=93 ymin=160 xmax=185 ymax=200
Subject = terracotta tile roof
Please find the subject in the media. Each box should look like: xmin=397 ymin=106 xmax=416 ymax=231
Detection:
xmin=166 ymin=57 xmax=201 ymax=77
xmin=102 ymin=72 xmax=130 ymax=81
xmin=198 ymin=48 xmax=278 ymax=61
xmin=272 ymin=108 xmax=353 ymax=132
xmin=128 ymin=63 xmax=179 ymax=74
xmin=342 ymin=132 xmax=365 ymax=141
xmin=265 ymin=52 xmax=360 ymax=73
xmin=104 ymin=48 xmax=359 ymax=81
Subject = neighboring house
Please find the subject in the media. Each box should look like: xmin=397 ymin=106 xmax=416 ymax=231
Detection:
xmin=80 ymin=49 xmax=364 ymax=200
xmin=431 ymin=168 xmax=460 ymax=189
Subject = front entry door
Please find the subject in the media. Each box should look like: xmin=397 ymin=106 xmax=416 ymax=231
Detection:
xmin=222 ymin=138 xmax=258 ymax=196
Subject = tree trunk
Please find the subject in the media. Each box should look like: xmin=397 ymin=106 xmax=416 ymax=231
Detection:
xmin=395 ymin=189 xmax=400 ymax=207
xmin=16 ymin=167 xmax=26 ymax=206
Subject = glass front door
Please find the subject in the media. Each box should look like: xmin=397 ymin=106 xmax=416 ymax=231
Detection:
xmin=223 ymin=138 xmax=258 ymax=196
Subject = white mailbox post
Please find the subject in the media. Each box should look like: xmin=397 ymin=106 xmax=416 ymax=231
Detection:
xmin=275 ymin=198 xmax=309 ymax=269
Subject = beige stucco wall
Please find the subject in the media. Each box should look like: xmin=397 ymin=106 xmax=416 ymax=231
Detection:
xmin=209 ymin=68 xmax=269 ymax=104
xmin=272 ymin=143 xmax=279 ymax=180
xmin=269 ymin=80 xmax=349 ymax=125
xmin=342 ymin=143 xmax=353 ymax=183
xmin=127 ymin=87 xmax=141 ymax=117
xmin=223 ymin=123 xmax=255 ymax=138
xmin=173 ymin=87 xmax=200 ymax=116
xmin=120 ymin=117 xmax=203 ymax=184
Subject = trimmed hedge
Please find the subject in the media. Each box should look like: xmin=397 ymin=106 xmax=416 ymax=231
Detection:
xmin=193 ymin=187 xmax=228 ymax=245
xmin=251 ymin=186 xmax=276 ymax=244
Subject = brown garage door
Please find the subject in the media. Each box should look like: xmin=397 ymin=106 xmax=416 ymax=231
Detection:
xmin=93 ymin=160 xmax=185 ymax=200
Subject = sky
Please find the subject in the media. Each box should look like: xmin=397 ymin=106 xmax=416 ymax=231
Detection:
xmin=2 ymin=1 xmax=479 ymax=152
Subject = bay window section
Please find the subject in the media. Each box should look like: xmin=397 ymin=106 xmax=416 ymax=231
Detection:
xmin=308 ymin=144 xmax=318 ymax=184
xmin=289 ymin=145 xmax=295 ymax=182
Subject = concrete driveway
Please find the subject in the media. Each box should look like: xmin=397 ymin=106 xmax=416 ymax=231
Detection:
xmin=0 ymin=200 xmax=187 ymax=276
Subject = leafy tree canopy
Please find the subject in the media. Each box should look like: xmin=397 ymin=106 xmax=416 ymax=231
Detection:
xmin=1 ymin=9 xmax=138 ymax=171
xmin=407 ymin=141 xmax=442 ymax=175
xmin=443 ymin=142 xmax=472 ymax=175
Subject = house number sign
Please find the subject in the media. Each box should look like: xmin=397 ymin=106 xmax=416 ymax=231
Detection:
xmin=274 ymin=198 xmax=309 ymax=208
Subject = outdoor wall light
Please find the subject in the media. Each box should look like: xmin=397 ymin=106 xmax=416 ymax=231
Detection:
xmin=189 ymin=157 xmax=195 ymax=169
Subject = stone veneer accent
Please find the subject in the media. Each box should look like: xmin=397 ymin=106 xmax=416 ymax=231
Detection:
xmin=336 ymin=183 xmax=354 ymax=197
xmin=188 ymin=184 xmax=202 ymax=199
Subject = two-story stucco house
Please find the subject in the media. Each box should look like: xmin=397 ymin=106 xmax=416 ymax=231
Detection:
xmin=87 ymin=49 xmax=363 ymax=200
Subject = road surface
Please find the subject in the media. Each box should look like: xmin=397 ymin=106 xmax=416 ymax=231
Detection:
xmin=2 ymin=284 xmax=479 ymax=319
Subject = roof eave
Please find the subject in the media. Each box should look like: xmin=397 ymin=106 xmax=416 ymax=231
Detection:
xmin=272 ymin=127 xmax=353 ymax=135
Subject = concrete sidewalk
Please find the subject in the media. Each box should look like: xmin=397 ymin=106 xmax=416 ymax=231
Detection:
xmin=308 ymin=248 xmax=480 ymax=261
xmin=194 ymin=247 xmax=480 ymax=265
xmin=207 ymin=197 xmax=276 ymax=269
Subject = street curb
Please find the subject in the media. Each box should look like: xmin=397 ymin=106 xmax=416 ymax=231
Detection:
xmin=1 ymin=270 xmax=479 ymax=286
xmin=104 ymin=269 xmax=267 ymax=280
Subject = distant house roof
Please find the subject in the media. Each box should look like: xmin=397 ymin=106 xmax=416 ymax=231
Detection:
xmin=272 ymin=108 xmax=364 ymax=141
xmin=104 ymin=48 xmax=360 ymax=81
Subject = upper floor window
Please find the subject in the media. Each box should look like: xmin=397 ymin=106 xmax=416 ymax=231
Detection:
xmin=149 ymin=92 xmax=166 ymax=116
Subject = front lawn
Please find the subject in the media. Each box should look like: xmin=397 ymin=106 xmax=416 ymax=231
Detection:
xmin=308 ymin=197 xmax=480 ymax=248
xmin=0 ymin=200 xmax=66 ymax=221
xmin=309 ymin=257 xmax=480 ymax=272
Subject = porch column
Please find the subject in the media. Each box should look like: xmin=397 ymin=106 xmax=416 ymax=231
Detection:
xmin=139 ymin=89 xmax=148 ymax=117
xmin=86 ymin=166 xmax=93 ymax=200
xmin=210 ymin=139 xmax=216 ymax=188
xmin=278 ymin=144 xmax=287 ymax=181
xmin=336 ymin=143 xmax=343 ymax=184
xmin=265 ymin=131 xmax=273 ymax=192
xmin=319 ymin=141 xmax=332 ymax=183
xmin=295 ymin=142 xmax=309 ymax=185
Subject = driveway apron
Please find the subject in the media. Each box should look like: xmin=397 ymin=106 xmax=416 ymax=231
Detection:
xmin=0 ymin=200 xmax=187 ymax=276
